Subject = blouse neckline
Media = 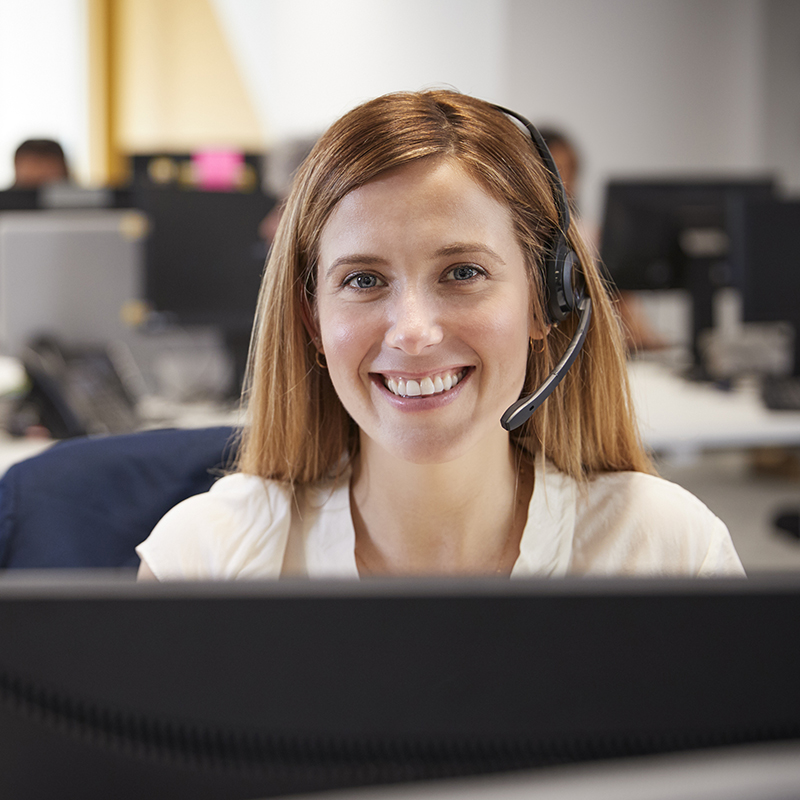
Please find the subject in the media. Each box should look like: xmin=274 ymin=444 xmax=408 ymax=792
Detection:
xmin=301 ymin=452 xmax=575 ymax=578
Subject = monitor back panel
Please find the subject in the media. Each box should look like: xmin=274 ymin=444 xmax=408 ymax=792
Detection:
xmin=0 ymin=210 xmax=144 ymax=356
xmin=1 ymin=576 xmax=800 ymax=799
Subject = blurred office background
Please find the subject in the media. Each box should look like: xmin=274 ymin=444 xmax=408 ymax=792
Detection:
xmin=0 ymin=0 xmax=799 ymax=570
xmin=3 ymin=0 xmax=798 ymax=224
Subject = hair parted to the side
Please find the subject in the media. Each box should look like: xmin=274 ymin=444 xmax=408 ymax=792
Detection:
xmin=236 ymin=89 xmax=653 ymax=484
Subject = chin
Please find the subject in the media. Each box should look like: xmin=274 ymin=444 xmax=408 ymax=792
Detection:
xmin=371 ymin=419 xmax=507 ymax=466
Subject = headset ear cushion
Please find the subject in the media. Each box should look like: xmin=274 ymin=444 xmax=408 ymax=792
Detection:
xmin=545 ymin=235 xmax=579 ymax=323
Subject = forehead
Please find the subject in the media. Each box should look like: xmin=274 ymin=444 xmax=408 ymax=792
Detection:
xmin=319 ymin=158 xmax=517 ymax=256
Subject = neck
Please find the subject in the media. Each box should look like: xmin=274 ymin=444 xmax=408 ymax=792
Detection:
xmin=351 ymin=433 xmax=533 ymax=576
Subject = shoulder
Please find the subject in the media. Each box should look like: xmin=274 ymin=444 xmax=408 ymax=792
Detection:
xmin=135 ymin=473 xmax=294 ymax=580
xmin=570 ymin=470 xmax=745 ymax=576
xmin=584 ymin=470 xmax=711 ymax=526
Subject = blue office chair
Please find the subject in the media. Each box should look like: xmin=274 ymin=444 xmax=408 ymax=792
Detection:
xmin=0 ymin=426 xmax=239 ymax=569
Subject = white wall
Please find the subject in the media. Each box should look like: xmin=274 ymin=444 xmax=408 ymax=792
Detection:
xmin=211 ymin=0 xmax=509 ymax=142
xmin=506 ymin=0 xmax=768 ymax=225
xmin=212 ymin=0 xmax=792 ymax=227
xmin=763 ymin=0 xmax=800 ymax=194
xmin=0 ymin=0 xmax=89 ymax=188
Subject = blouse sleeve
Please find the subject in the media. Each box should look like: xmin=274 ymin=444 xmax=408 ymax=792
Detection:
xmin=135 ymin=473 xmax=293 ymax=580
xmin=572 ymin=470 xmax=746 ymax=577
xmin=698 ymin=515 xmax=746 ymax=577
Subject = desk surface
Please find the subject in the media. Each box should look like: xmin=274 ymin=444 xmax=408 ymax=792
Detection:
xmin=629 ymin=359 xmax=800 ymax=457
xmin=315 ymin=741 xmax=800 ymax=800
xmin=0 ymin=397 xmax=241 ymax=477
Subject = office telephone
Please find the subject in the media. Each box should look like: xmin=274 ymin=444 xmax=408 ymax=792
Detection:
xmin=8 ymin=337 xmax=140 ymax=439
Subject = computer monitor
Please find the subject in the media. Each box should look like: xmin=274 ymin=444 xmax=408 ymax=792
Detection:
xmin=130 ymin=153 xmax=263 ymax=192
xmin=741 ymin=200 xmax=800 ymax=377
xmin=600 ymin=179 xmax=775 ymax=371
xmin=38 ymin=185 xmax=134 ymax=210
xmin=0 ymin=187 xmax=132 ymax=211
xmin=0 ymin=189 xmax=39 ymax=211
xmin=1 ymin=573 xmax=800 ymax=799
xmin=133 ymin=186 xmax=275 ymax=393
xmin=0 ymin=210 xmax=145 ymax=359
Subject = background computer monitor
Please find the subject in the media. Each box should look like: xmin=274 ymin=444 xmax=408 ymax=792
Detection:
xmin=130 ymin=153 xmax=263 ymax=192
xmin=0 ymin=189 xmax=39 ymax=211
xmin=133 ymin=186 xmax=275 ymax=394
xmin=0 ymin=187 xmax=132 ymax=211
xmin=1 ymin=574 xmax=800 ymax=800
xmin=600 ymin=179 xmax=775 ymax=371
xmin=741 ymin=199 xmax=800 ymax=378
xmin=0 ymin=210 xmax=145 ymax=359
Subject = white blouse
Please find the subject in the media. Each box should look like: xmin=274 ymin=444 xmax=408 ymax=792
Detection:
xmin=136 ymin=452 xmax=745 ymax=580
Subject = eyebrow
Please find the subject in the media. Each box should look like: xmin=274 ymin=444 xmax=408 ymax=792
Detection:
xmin=434 ymin=242 xmax=506 ymax=263
xmin=325 ymin=242 xmax=506 ymax=279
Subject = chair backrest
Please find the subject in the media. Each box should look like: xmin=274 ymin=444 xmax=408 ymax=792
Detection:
xmin=0 ymin=426 xmax=238 ymax=569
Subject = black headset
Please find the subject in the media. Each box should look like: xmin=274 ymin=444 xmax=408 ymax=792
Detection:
xmin=491 ymin=105 xmax=593 ymax=432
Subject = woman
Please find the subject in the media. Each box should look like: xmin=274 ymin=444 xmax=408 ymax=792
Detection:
xmin=137 ymin=90 xmax=743 ymax=579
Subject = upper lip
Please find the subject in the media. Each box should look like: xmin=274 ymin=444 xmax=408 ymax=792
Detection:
xmin=371 ymin=366 xmax=470 ymax=379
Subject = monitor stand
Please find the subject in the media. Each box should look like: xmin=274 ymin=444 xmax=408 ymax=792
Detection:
xmin=685 ymin=255 xmax=716 ymax=382
xmin=223 ymin=328 xmax=251 ymax=399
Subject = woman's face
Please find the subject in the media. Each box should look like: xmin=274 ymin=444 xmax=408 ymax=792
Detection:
xmin=315 ymin=157 xmax=539 ymax=465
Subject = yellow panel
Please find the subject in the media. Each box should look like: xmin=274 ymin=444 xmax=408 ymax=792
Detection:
xmin=111 ymin=0 xmax=264 ymax=154
xmin=86 ymin=0 xmax=113 ymax=184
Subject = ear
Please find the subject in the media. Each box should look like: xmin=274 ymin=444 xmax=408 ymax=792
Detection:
xmin=529 ymin=319 xmax=551 ymax=342
xmin=300 ymin=289 xmax=323 ymax=352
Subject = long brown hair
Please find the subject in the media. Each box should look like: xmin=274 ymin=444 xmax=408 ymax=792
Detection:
xmin=237 ymin=90 xmax=652 ymax=483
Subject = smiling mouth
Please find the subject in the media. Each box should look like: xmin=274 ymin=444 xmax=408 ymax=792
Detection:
xmin=382 ymin=369 xmax=467 ymax=398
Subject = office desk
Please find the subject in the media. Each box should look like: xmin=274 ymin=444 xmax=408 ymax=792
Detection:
xmin=0 ymin=397 xmax=241 ymax=477
xmin=629 ymin=360 xmax=800 ymax=459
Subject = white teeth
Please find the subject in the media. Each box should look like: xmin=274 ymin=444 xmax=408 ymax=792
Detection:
xmin=383 ymin=370 xmax=464 ymax=398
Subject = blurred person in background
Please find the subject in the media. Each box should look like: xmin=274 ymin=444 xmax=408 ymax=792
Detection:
xmin=12 ymin=139 xmax=70 ymax=188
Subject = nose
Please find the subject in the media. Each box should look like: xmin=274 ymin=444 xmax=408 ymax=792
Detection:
xmin=384 ymin=289 xmax=444 ymax=355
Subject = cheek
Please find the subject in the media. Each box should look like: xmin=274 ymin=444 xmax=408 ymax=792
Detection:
xmin=475 ymin=297 xmax=532 ymax=371
xmin=318 ymin=304 xmax=378 ymax=372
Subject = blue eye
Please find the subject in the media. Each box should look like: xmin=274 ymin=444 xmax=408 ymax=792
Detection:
xmin=345 ymin=273 xmax=382 ymax=289
xmin=447 ymin=265 xmax=482 ymax=281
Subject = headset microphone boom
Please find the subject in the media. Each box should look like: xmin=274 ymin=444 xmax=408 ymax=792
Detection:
xmin=491 ymin=105 xmax=593 ymax=432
